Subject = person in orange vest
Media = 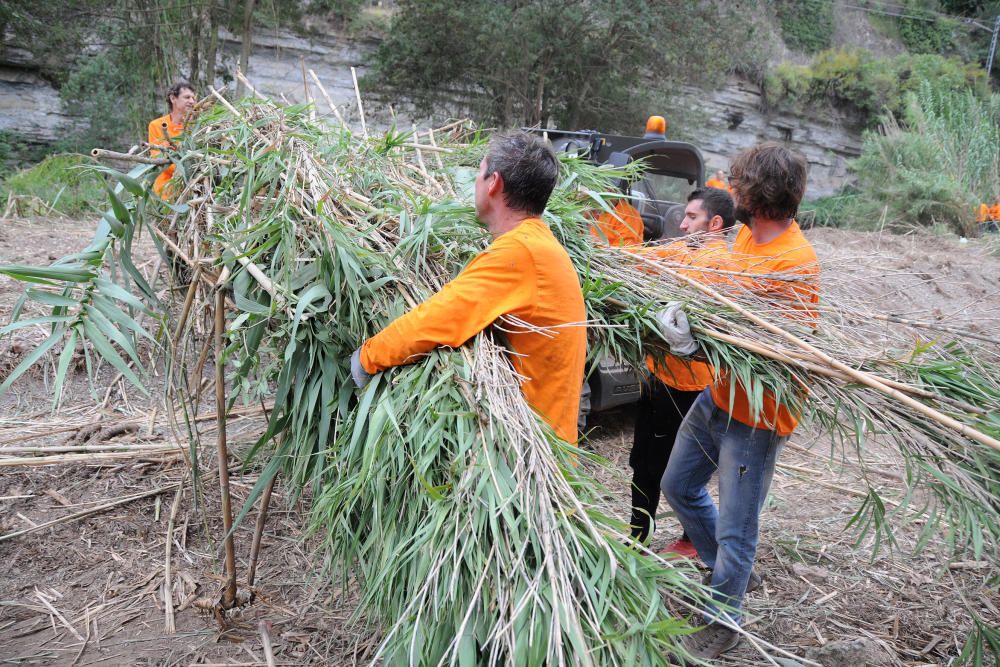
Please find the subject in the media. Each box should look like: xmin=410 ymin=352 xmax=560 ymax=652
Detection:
xmin=705 ymin=169 xmax=730 ymax=192
xmin=990 ymin=201 xmax=1000 ymax=222
xmin=351 ymin=131 xmax=587 ymax=444
xmin=977 ymin=203 xmax=991 ymax=223
xmin=591 ymin=198 xmax=644 ymax=246
xmin=626 ymin=187 xmax=735 ymax=556
xmin=148 ymin=81 xmax=196 ymax=198
xmin=656 ymin=143 xmax=819 ymax=660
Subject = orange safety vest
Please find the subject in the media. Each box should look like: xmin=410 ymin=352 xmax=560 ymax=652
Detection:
xmin=361 ymin=217 xmax=587 ymax=443
xmin=148 ymin=114 xmax=184 ymax=197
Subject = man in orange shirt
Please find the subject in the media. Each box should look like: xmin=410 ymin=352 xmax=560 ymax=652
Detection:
xmin=148 ymin=81 xmax=195 ymax=198
xmin=627 ymin=187 xmax=734 ymax=553
xmin=351 ymin=131 xmax=587 ymax=444
xmin=658 ymin=143 xmax=819 ymax=660
xmin=705 ymin=170 xmax=730 ymax=192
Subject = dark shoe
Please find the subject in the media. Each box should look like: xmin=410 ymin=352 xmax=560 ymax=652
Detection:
xmin=680 ymin=623 xmax=740 ymax=661
xmin=702 ymin=568 xmax=762 ymax=594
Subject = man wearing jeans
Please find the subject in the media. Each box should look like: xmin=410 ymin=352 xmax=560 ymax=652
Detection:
xmin=657 ymin=143 xmax=820 ymax=661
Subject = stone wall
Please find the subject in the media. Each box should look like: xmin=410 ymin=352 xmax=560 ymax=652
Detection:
xmin=0 ymin=41 xmax=81 ymax=146
xmin=676 ymin=77 xmax=863 ymax=198
xmin=1 ymin=28 xmax=863 ymax=197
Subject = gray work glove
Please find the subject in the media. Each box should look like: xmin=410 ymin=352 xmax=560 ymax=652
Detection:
xmin=350 ymin=347 xmax=372 ymax=388
xmin=656 ymin=302 xmax=699 ymax=357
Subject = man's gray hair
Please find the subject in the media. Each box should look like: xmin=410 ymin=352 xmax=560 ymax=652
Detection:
xmin=484 ymin=131 xmax=559 ymax=215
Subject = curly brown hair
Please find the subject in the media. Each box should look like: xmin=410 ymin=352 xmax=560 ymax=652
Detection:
xmin=166 ymin=81 xmax=195 ymax=112
xmin=728 ymin=143 xmax=808 ymax=221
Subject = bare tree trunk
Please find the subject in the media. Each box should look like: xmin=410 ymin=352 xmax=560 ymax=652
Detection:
xmin=236 ymin=0 xmax=256 ymax=98
xmin=189 ymin=1 xmax=201 ymax=85
xmin=204 ymin=0 xmax=218 ymax=91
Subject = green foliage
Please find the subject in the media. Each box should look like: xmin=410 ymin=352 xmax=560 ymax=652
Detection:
xmin=0 ymin=154 xmax=108 ymax=216
xmin=58 ymin=52 xmax=158 ymax=153
xmin=775 ymin=0 xmax=834 ymax=53
xmin=764 ymin=48 xmax=988 ymax=127
xmin=369 ymin=0 xmax=738 ymax=131
xmin=897 ymin=6 xmax=957 ymax=54
xmin=811 ymin=83 xmax=1000 ymax=234
xmin=0 ymin=132 xmax=56 ymax=180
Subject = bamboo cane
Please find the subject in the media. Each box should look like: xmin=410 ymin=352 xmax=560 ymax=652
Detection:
xmin=656 ymin=263 xmax=1000 ymax=453
xmin=350 ymin=66 xmax=368 ymax=140
xmin=308 ymin=68 xmax=346 ymax=126
xmin=869 ymin=313 xmax=1000 ymax=346
xmin=246 ymin=473 xmax=276 ymax=588
xmin=90 ymin=149 xmax=170 ymax=165
xmin=215 ymin=288 xmax=238 ymax=608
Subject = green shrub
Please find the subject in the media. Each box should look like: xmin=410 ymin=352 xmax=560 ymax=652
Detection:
xmin=0 ymin=153 xmax=107 ymax=216
xmin=776 ymin=0 xmax=834 ymax=53
xmin=764 ymin=48 xmax=987 ymax=127
xmin=843 ymin=83 xmax=1000 ymax=235
xmin=898 ymin=10 xmax=956 ymax=54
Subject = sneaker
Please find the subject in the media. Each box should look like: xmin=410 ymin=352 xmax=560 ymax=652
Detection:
xmin=659 ymin=537 xmax=699 ymax=561
xmin=702 ymin=568 xmax=762 ymax=594
xmin=679 ymin=622 xmax=740 ymax=662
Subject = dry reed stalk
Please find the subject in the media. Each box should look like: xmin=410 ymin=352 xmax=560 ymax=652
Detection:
xmin=0 ymin=448 xmax=179 ymax=467
xmin=163 ymin=483 xmax=185 ymax=633
xmin=350 ymin=66 xmax=368 ymax=139
xmin=656 ymin=262 xmax=1000 ymax=453
xmin=308 ymin=68 xmax=346 ymax=125
xmin=0 ymin=483 xmax=180 ymax=542
xmin=90 ymin=149 xmax=169 ymax=165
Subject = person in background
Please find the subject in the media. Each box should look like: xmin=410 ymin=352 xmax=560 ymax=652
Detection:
xmin=148 ymin=81 xmax=196 ymax=198
xmin=705 ymin=170 xmax=730 ymax=192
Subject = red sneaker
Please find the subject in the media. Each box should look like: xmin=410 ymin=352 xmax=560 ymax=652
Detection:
xmin=659 ymin=537 xmax=699 ymax=561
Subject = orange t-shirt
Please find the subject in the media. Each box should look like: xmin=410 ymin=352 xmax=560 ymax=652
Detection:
xmin=148 ymin=114 xmax=184 ymax=197
xmin=361 ymin=217 xmax=587 ymax=443
xmin=990 ymin=203 xmax=1000 ymax=222
xmin=709 ymin=222 xmax=820 ymax=436
xmin=591 ymin=200 xmax=643 ymax=246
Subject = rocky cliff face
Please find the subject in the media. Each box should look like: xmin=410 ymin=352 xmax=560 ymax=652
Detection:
xmin=676 ymin=77 xmax=863 ymax=198
xmin=1 ymin=28 xmax=861 ymax=197
xmin=0 ymin=41 xmax=82 ymax=146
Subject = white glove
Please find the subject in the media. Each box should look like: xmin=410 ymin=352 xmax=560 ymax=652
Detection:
xmin=656 ymin=302 xmax=699 ymax=357
xmin=351 ymin=347 xmax=372 ymax=388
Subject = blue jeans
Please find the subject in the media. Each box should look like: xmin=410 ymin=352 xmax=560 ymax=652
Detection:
xmin=661 ymin=388 xmax=787 ymax=624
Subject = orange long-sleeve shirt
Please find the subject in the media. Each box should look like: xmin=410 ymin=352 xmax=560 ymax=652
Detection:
xmin=636 ymin=239 xmax=728 ymax=392
xmin=709 ymin=222 xmax=819 ymax=436
xmin=360 ymin=217 xmax=587 ymax=443
xmin=148 ymin=114 xmax=184 ymax=197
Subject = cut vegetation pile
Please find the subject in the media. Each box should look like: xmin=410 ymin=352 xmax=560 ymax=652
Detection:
xmin=1 ymin=90 xmax=997 ymax=664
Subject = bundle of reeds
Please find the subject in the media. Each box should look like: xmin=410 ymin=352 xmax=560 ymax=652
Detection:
xmin=2 ymin=92 xmax=997 ymax=663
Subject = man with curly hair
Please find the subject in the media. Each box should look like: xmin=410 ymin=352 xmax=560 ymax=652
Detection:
xmin=656 ymin=143 xmax=820 ymax=661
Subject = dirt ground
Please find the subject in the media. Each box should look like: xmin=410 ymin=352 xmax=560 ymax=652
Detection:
xmin=0 ymin=216 xmax=997 ymax=666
